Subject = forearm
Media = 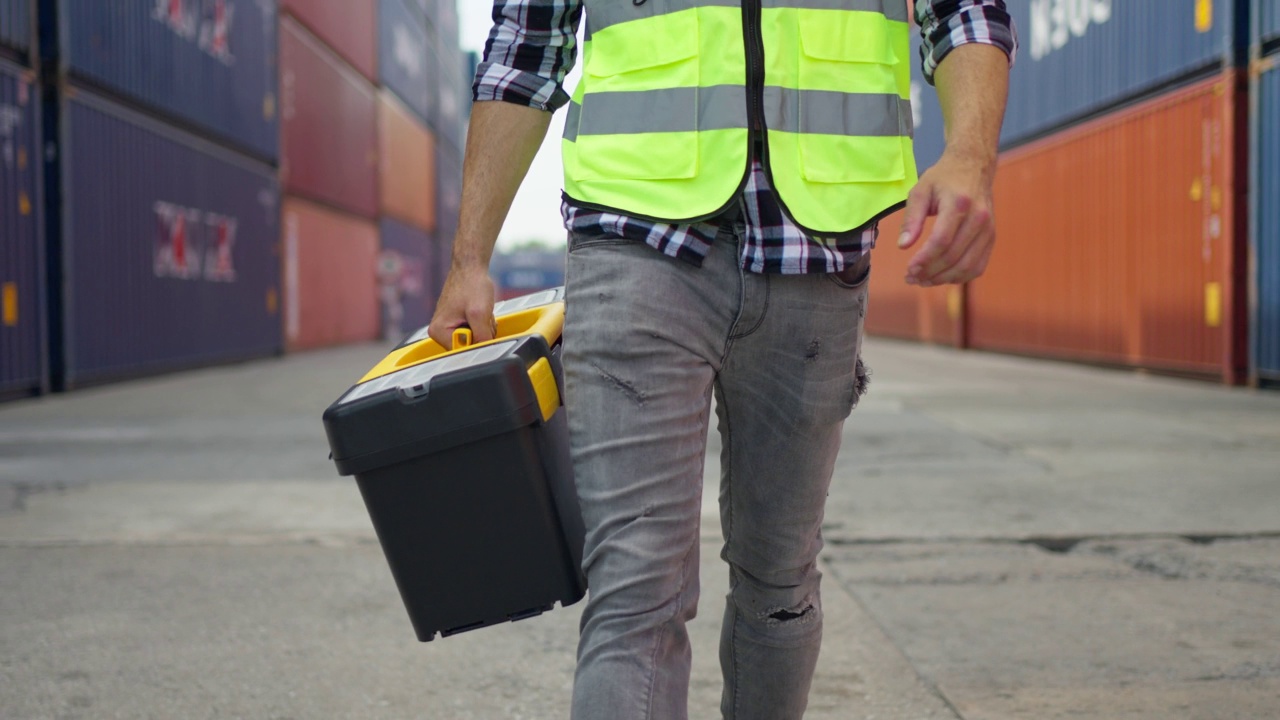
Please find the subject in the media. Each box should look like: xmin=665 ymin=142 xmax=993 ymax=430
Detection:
xmin=450 ymin=101 xmax=554 ymax=271
xmin=933 ymin=43 xmax=1010 ymax=176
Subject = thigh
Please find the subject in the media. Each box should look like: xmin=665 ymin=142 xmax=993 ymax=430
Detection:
xmin=714 ymin=268 xmax=869 ymax=578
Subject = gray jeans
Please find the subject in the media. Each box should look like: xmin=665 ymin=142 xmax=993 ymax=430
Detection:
xmin=563 ymin=225 xmax=870 ymax=720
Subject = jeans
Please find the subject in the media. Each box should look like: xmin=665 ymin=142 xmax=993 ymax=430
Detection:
xmin=563 ymin=224 xmax=870 ymax=720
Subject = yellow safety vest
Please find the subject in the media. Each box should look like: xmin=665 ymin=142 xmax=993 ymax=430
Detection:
xmin=562 ymin=0 xmax=917 ymax=235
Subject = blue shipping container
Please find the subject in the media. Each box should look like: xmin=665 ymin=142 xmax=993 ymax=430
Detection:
xmin=1001 ymin=0 xmax=1237 ymax=146
xmin=1259 ymin=0 xmax=1280 ymax=45
xmin=379 ymin=216 xmax=437 ymax=336
xmin=60 ymin=0 xmax=279 ymax=162
xmin=1254 ymin=59 xmax=1280 ymax=381
xmin=379 ymin=0 xmax=436 ymax=125
xmin=0 ymin=59 xmax=43 ymax=395
xmin=435 ymin=150 xmax=461 ymax=289
xmin=0 ymin=0 xmax=32 ymax=59
xmin=60 ymin=91 xmax=281 ymax=386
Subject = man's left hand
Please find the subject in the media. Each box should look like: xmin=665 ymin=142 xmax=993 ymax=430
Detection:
xmin=897 ymin=152 xmax=996 ymax=287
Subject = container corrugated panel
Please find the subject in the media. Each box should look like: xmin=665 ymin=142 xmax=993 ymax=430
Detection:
xmin=379 ymin=0 xmax=436 ymax=125
xmin=0 ymin=0 xmax=32 ymax=59
xmin=435 ymin=149 xmax=461 ymax=290
xmin=0 ymin=60 xmax=43 ymax=395
xmin=1259 ymin=0 xmax=1280 ymax=45
xmin=280 ymin=16 xmax=378 ymax=218
xmin=379 ymin=216 xmax=437 ymax=336
xmin=1255 ymin=60 xmax=1280 ymax=380
xmin=61 ymin=91 xmax=281 ymax=386
xmin=864 ymin=210 xmax=963 ymax=346
xmin=378 ymin=90 xmax=436 ymax=231
xmin=970 ymin=74 xmax=1245 ymax=380
xmin=908 ymin=33 xmax=946 ymax=174
xmin=435 ymin=0 xmax=458 ymax=48
xmin=61 ymin=0 xmax=279 ymax=162
xmin=283 ymin=196 xmax=380 ymax=351
xmin=281 ymin=0 xmax=377 ymax=82
xmin=1001 ymin=0 xmax=1234 ymax=146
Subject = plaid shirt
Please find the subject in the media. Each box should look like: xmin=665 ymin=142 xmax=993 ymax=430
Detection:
xmin=475 ymin=0 xmax=1017 ymax=274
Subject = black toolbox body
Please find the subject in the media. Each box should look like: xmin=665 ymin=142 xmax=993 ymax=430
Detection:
xmin=323 ymin=288 xmax=586 ymax=641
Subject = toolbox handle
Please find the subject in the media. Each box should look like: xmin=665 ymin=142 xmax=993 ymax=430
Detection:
xmin=452 ymin=327 xmax=473 ymax=349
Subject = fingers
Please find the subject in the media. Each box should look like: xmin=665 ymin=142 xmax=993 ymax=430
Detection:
xmin=465 ymin=303 xmax=498 ymax=344
xmin=906 ymin=192 xmax=968 ymax=285
xmin=897 ymin=180 xmax=936 ymax=250
xmin=933 ymin=224 xmax=994 ymax=286
xmin=919 ymin=202 xmax=993 ymax=285
xmin=426 ymin=269 xmax=496 ymax=349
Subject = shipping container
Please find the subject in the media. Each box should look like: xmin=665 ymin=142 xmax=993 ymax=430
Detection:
xmin=865 ymin=212 xmax=964 ymax=347
xmin=1000 ymin=0 xmax=1239 ymax=146
xmin=0 ymin=59 xmax=43 ymax=396
xmin=58 ymin=90 xmax=281 ymax=387
xmin=283 ymin=196 xmax=380 ymax=351
xmin=1253 ymin=54 xmax=1280 ymax=381
xmin=490 ymin=249 xmax=566 ymax=301
xmin=280 ymin=16 xmax=378 ymax=218
xmin=436 ymin=0 xmax=457 ymax=45
xmin=433 ymin=45 xmax=467 ymax=153
xmin=379 ymin=0 xmax=436 ymax=125
xmin=1259 ymin=0 xmax=1280 ymax=46
xmin=378 ymin=90 xmax=436 ymax=231
xmin=379 ymin=216 xmax=437 ymax=337
xmin=968 ymin=74 xmax=1247 ymax=382
xmin=60 ymin=0 xmax=279 ymax=162
xmin=435 ymin=149 xmax=461 ymax=289
xmin=280 ymin=0 xmax=377 ymax=82
xmin=0 ymin=0 xmax=32 ymax=61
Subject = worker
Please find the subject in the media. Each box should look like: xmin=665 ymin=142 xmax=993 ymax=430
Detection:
xmin=429 ymin=1 xmax=1016 ymax=717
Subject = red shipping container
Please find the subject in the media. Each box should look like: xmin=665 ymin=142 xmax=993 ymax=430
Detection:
xmin=970 ymin=73 xmax=1248 ymax=382
xmin=283 ymin=196 xmax=380 ymax=351
xmin=379 ymin=90 xmax=437 ymax=232
xmin=281 ymin=0 xmax=378 ymax=82
xmin=280 ymin=17 xmax=379 ymax=219
xmin=866 ymin=211 xmax=965 ymax=347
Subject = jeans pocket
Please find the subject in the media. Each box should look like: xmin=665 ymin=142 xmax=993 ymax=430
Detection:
xmin=827 ymin=260 xmax=872 ymax=290
xmin=567 ymin=232 xmax=634 ymax=255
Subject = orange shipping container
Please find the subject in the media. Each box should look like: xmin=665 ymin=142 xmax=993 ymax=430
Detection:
xmin=281 ymin=0 xmax=378 ymax=82
xmin=283 ymin=197 xmax=381 ymax=351
xmin=866 ymin=211 xmax=965 ymax=347
xmin=379 ymin=90 xmax=437 ymax=232
xmin=969 ymin=73 xmax=1248 ymax=383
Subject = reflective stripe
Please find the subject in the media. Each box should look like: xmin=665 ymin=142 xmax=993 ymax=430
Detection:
xmin=586 ymin=0 xmax=903 ymax=37
xmin=762 ymin=0 xmax=909 ymax=23
xmin=564 ymin=86 xmax=909 ymax=140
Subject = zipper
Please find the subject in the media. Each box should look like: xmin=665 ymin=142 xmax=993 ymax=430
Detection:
xmin=742 ymin=0 xmax=766 ymax=138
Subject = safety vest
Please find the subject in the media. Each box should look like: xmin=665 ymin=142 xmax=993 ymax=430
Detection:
xmin=562 ymin=0 xmax=917 ymax=235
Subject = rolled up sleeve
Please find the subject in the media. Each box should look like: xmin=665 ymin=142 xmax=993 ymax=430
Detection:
xmin=472 ymin=0 xmax=583 ymax=112
xmin=916 ymin=0 xmax=1018 ymax=86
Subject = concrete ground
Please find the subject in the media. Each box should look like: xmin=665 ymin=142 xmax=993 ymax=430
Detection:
xmin=1 ymin=338 xmax=1278 ymax=719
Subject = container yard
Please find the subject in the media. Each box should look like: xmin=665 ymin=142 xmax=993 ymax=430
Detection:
xmin=0 ymin=0 xmax=1275 ymax=395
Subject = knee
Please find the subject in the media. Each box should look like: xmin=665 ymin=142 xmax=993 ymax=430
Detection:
xmin=727 ymin=561 xmax=823 ymax=633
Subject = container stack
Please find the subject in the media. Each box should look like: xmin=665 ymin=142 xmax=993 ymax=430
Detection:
xmin=43 ymin=0 xmax=283 ymax=389
xmin=1253 ymin=0 xmax=1280 ymax=383
xmin=0 ymin=1 xmax=42 ymax=398
xmin=279 ymin=0 xmax=380 ymax=351
xmin=431 ymin=0 xmax=469 ymax=321
xmin=871 ymin=0 xmax=1260 ymax=385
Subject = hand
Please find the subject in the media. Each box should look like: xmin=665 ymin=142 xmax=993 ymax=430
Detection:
xmin=897 ymin=152 xmax=996 ymax=287
xmin=427 ymin=263 xmax=497 ymax=349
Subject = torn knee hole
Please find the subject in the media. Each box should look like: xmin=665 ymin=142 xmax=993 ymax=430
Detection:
xmin=764 ymin=603 xmax=816 ymax=624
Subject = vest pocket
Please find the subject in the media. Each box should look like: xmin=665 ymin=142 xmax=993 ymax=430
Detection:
xmin=576 ymin=11 xmax=700 ymax=181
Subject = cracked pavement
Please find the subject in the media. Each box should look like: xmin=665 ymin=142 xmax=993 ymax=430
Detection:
xmin=2 ymin=338 xmax=1278 ymax=719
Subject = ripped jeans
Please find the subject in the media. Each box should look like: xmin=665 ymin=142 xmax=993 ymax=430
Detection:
xmin=563 ymin=226 xmax=870 ymax=720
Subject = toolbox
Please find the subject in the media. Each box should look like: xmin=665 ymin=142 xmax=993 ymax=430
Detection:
xmin=323 ymin=287 xmax=586 ymax=641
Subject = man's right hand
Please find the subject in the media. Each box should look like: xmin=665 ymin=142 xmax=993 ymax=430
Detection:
xmin=427 ymin=264 xmax=498 ymax=349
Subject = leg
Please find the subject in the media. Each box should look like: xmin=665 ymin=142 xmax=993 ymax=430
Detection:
xmin=715 ymin=264 xmax=871 ymax=720
xmin=565 ymin=235 xmax=739 ymax=720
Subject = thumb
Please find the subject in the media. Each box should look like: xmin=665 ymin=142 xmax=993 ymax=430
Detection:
xmin=898 ymin=181 xmax=934 ymax=250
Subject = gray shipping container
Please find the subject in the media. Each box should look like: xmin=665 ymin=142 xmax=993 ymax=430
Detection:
xmin=1259 ymin=0 xmax=1280 ymax=46
xmin=379 ymin=0 xmax=436 ymax=125
xmin=57 ymin=90 xmax=281 ymax=386
xmin=434 ymin=149 xmax=461 ymax=292
xmin=379 ymin=216 xmax=437 ymax=336
xmin=0 ymin=58 xmax=44 ymax=396
xmin=0 ymin=0 xmax=33 ymax=59
xmin=59 ymin=0 xmax=279 ymax=162
xmin=1253 ymin=47 xmax=1280 ymax=382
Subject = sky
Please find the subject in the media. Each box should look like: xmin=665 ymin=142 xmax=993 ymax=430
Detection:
xmin=459 ymin=4 xmax=582 ymax=250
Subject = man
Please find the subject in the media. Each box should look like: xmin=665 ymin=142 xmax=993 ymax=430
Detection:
xmin=430 ymin=1 xmax=1016 ymax=717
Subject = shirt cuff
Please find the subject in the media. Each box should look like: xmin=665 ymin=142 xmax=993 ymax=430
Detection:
xmin=472 ymin=61 xmax=571 ymax=112
xmin=919 ymin=4 xmax=1018 ymax=86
